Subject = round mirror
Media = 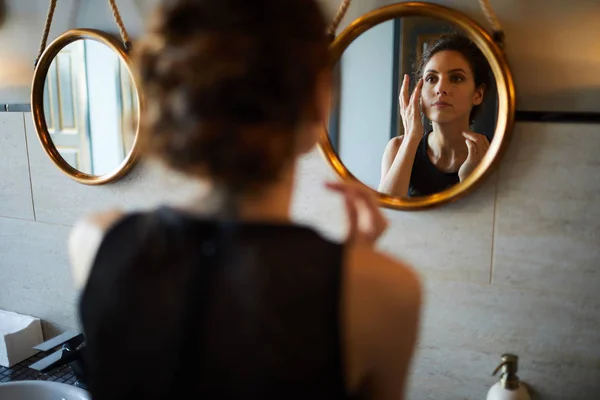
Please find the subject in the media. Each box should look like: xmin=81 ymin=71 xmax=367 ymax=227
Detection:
xmin=31 ymin=29 xmax=142 ymax=185
xmin=321 ymin=3 xmax=515 ymax=210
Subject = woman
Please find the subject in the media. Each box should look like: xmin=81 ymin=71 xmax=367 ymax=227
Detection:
xmin=378 ymin=34 xmax=492 ymax=197
xmin=68 ymin=1 xmax=422 ymax=399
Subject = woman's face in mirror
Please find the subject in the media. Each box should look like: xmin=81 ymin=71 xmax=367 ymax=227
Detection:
xmin=420 ymin=50 xmax=484 ymax=125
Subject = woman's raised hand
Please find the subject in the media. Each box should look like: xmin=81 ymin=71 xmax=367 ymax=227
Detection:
xmin=325 ymin=181 xmax=389 ymax=247
xmin=458 ymin=131 xmax=491 ymax=181
xmin=399 ymin=74 xmax=424 ymax=142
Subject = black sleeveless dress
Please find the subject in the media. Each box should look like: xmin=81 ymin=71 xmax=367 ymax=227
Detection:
xmin=408 ymin=131 xmax=460 ymax=197
xmin=78 ymin=207 xmax=358 ymax=400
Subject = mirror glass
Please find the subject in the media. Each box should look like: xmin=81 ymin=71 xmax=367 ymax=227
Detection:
xmin=42 ymin=39 xmax=139 ymax=176
xmin=328 ymin=17 xmax=499 ymax=198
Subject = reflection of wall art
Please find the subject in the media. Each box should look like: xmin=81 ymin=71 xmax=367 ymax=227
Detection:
xmin=397 ymin=17 xmax=456 ymax=85
xmin=415 ymin=33 xmax=445 ymax=62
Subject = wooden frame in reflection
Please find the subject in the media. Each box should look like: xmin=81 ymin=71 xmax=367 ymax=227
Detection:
xmin=319 ymin=2 xmax=516 ymax=210
xmin=31 ymin=29 xmax=143 ymax=185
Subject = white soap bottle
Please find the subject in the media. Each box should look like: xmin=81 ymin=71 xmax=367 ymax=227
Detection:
xmin=486 ymin=354 xmax=531 ymax=400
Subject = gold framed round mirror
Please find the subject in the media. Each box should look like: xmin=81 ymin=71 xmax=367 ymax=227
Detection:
xmin=319 ymin=3 xmax=515 ymax=210
xmin=31 ymin=28 xmax=142 ymax=185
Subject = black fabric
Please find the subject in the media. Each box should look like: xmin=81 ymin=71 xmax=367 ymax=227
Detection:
xmin=408 ymin=131 xmax=460 ymax=197
xmin=78 ymin=207 xmax=355 ymax=400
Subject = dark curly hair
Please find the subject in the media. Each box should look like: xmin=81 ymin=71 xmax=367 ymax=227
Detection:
xmin=134 ymin=0 xmax=329 ymax=194
xmin=416 ymin=33 xmax=491 ymax=123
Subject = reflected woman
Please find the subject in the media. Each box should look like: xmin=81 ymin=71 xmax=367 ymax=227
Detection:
xmin=378 ymin=34 xmax=491 ymax=197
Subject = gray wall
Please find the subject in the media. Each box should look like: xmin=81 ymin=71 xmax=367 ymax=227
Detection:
xmin=1 ymin=1 xmax=599 ymax=399
xmin=339 ymin=20 xmax=394 ymax=188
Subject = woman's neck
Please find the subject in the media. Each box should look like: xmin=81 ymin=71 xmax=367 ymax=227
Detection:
xmin=236 ymin=167 xmax=295 ymax=223
xmin=429 ymin=118 xmax=470 ymax=159
xmin=175 ymin=165 xmax=295 ymax=223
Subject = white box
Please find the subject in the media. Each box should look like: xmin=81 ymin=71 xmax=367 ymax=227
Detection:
xmin=0 ymin=309 xmax=43 ymax=367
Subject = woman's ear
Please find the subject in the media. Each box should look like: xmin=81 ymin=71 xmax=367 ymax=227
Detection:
xmin=473 ymin=84 xmax=485 ymax=106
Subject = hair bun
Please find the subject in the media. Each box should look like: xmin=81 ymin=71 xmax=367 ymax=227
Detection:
xmin=134 ymin=0 xmax=329 ymax=192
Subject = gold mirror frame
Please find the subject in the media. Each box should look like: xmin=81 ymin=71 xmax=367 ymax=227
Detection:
xmin=319 ymin=2 xmax=516 ymax=210
xmin=31 ymin=28 xmax=143 ymax=185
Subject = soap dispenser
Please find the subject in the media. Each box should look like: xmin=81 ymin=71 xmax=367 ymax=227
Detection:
xmin=486 ymin=354 xmax=531 ymax=400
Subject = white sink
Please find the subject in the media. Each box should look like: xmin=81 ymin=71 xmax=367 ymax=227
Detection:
xmin=0 ymin=380 xmax=90 ymax=399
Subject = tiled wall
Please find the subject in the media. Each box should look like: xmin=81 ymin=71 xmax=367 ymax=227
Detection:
xmin=0 ymin=112 xmax=203 ymax=335
xmin=1 ymin=0 xmax=600 ymax=399
xmin=294 ymin=122 xmax=600 ymax=399
xmin=3 ymin=112 xmax=597 ymax=399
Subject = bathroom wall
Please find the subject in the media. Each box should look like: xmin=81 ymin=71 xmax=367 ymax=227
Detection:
xmin=0 ymin=1 xmax=599 ymax=399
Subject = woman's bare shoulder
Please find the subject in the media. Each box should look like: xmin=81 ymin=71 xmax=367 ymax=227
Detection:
xmin=385 ymin=135 xmax=405 ymax=152
xmin=346 ymin=245 xmax=421 ymax=307
xmin=343 ymin=245 xmax=422 ymax=397
xmin=381 ymin=136 xmax=405 ymax=168
xmin=68 ymin=209 xmax=125 ymax=289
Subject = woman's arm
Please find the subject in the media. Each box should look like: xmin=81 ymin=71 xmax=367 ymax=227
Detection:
xmin=377 ymin=135 xmax=421 ymax=197
xmin=68 ymin=210 xmax=124 ymax=289
xmin=378 ymin=136 xmax=402 ymax=186
xmin=377 ymin=75 xmax=424 ymax=197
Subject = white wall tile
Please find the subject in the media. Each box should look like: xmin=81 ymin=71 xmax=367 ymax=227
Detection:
xmin=407 ymin=345 xmax=600 ymax=400
xmin=419 ymin=280 xmax=600 ymax=370
xmin=293 ymin=149 xmax=497 ymax=284
xmin=494 ymin=123 xmax=600 ymax=298
xmin=24 ymin=113 xmax=205 ymax=226
xmin=0 ymin=217 xmax=79 ymax=329
xmin=0 ymin=113 xmax=34 ymax=220
xmin=380 ymin=174 xmax=496 ymax=284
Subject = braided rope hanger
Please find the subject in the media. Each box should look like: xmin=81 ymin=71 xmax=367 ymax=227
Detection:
xmin=35 ymin=0 xmax=57 ymax=67
xmin=35 ymin=0 xmax=132 ymax=67
xmin=327 ymin=0 xmax=351 ymax=39
xmin=108 ymin=0 xmax=131 ymax=51
xmin=326 ymin=0 xmax=504 ymax=45
xmin=477 ymin=0 xmax=504 ymax=46
xmin=477 ymin=0 xmax=502 ymax=33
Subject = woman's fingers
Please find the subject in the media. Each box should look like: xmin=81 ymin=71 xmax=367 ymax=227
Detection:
xmin=410 ymin=79 xmax=423 ymax=114
xmin=462 ymin=131 xmax=482 ymax=142
xmin=343 ymin=190 xmax=359 ymax=244
xmin=462 ymin=131 xmax=490 ymax=146
xmin=325 ymin=182 xmax=359 ymax=242
xmin=465 ymin=139 xmax=477 ymax=159
xmin=478 ymin=139 xmax=488 ymax=156
xmin=400 ymin=74 xmax=409 ymax=110
xmin=482 ymin=137 xmax=490 ymax=152
xmin=463 ymin=131 xmax=490 ymax=158
xmin=325 ymin=181 xmax=388 ymax=246
xmin=352 ymin=185 xmax=388 ymax=241
xmin=475 ymin=135 xmax=489 ymax=156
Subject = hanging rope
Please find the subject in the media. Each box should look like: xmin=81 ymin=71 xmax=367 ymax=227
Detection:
xmin=327 ymin=0 xmax=351 ymax=39
xmin=35 ymin=0 xmax=58 ymax=67
xmin=477 ymin=0 xmax=504 ymax=45
xmin=108 ymin=0 xmax=131 ymax=50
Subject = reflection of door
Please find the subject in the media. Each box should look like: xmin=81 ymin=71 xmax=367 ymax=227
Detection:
xmin=117 ymin=62 xmax=138 ymax=157
xmin=43 ymin=41 xmax=92 ymax=172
